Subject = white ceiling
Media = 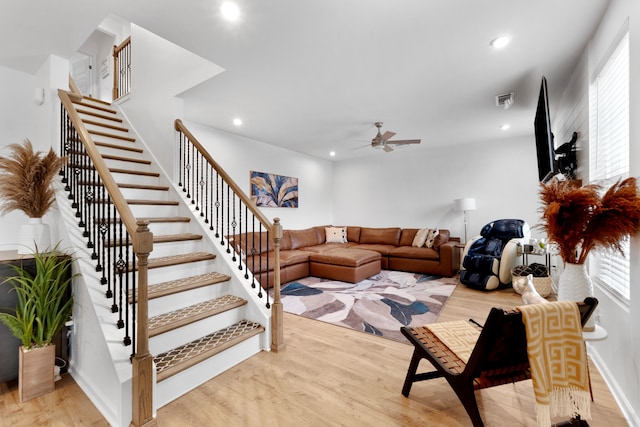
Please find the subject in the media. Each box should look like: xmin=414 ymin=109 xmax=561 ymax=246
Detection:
xmin=1 ymin=0 xmax=610 ymax=160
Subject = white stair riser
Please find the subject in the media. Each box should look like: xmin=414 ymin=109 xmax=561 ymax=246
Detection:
xmin=146 ymin=222 xmax=194 ymax=235
xmin=127 ymin=204 xmax=181 ymax=218
xmin=155 ymin=334 xmax=262 ymax=408
xmin=145 ymin=242 xmax=209 ymax=259
xmin=147 ymin=281 xmax=232 ymax=317
xmin=117 ymin=188 xmax=170 ymax=200
xmin=149 ymin=307 xmax=248 ymax=355
xmin=109 ymin=173 xmax=160 ymax=187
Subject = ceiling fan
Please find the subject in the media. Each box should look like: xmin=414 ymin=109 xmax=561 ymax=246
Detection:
xmin=371 ymin=122 xmax=421 ymax=152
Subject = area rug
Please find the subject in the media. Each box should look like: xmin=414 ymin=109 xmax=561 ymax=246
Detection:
xmin=274 ymin=270 xmax=458 ymax=343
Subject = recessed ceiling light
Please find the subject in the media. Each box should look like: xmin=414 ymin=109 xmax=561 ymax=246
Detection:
xmin=233 ymin=118 xmax=242 ymax=126
xmin=329 ymin=151 xmax=336 ymax=157
xmin=221 ymin=2 xmax=240 ymax=22
xmin=490 ymin=36 xmax=510 ymax=49
xmin=500 ymin=124 xmax=510 ymax=130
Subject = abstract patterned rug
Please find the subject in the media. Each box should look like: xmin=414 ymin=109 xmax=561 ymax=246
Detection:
xmin=275 ymin=270 xmax=458 ymax=343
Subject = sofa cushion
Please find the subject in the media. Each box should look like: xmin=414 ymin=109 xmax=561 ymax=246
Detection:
xmin=399 ymin=228 xmax=419 ymax=247
xmin=353 ymin=243 xmax=396 ymax=256
xmin=325 ymin=226 xmax=347 ymax=243
xmin=289 ymin=227 xmax=324 ymax=249
xmin=346 ymin=226 xmax=361 ymax=243
xmin=433 ymin=229 xmax=450 ymax=250
xmin=389 ymin=246 xmax=440 ymax=260
xmin=309 ymin=248 xmax=380 ymax=267
xmin=358 ymin=227 xmax=401 ymax=245
xmin=412 ymin=228 xmax=430 ymax=247
xmin=279 ymin=250 xmax=312 ymax=266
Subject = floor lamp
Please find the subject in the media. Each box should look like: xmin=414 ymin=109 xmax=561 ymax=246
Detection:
xmin=454 ymin=198 xmax=476 ymax=243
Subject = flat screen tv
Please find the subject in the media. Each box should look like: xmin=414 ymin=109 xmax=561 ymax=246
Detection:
xmin=534 ymin=76 xmax=557 ymax=182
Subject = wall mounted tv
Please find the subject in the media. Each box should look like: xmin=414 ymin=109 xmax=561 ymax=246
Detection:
xmin=534 ymin=76 xmax=558 ymax=182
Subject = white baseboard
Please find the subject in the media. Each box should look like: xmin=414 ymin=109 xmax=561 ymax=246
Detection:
xmin=588 ymin=344 xmax=640 ymax=426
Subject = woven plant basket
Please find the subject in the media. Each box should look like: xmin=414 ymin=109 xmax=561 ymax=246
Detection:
xmin=511 ymin=263 xmax=553 ymax=298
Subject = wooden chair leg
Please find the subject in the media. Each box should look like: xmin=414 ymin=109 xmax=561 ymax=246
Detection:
xmin=402 ymin=349 xmax=422 ymax=397
xmin=451 ymin=382 xmax=484 ymax=427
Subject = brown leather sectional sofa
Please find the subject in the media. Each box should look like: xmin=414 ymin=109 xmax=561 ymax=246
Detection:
xmin=232 ymin=226 xmax=460 ymax=287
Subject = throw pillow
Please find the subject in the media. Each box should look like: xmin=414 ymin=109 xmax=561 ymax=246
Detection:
xmin=412 ymin=228 xmax=430 ymax=247
xmin=325 ymin=226 xmax=347 ymax=243
xmin=433 ymin=230 xmax=450 ymax=250
xmin=424 ymin=228 xmax=439 ymax=248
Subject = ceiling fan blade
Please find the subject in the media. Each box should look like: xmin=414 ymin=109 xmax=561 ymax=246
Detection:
xmin=387 ymin=139 xmax=421 ymax=145
xmin=383 ymin=145 xmax=394 ymax=153
xmin=381 ymin=131 xmax=396 ymax=141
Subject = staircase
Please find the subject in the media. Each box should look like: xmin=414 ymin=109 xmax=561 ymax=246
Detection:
xmin=59 ymin=94 xmax=270 ymax=415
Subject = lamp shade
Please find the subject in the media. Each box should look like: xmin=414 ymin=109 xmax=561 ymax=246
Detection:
xmin=454 ymin=197 xmax=476 ymax=212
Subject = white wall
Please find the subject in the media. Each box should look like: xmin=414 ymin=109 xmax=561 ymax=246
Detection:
xmin=559 ymin=0 xmax=640 ymax=424
xmin=117 ymin=24 xmax=223 ymax=178
xmin=0 ymin=58 xmax=69 ymax=251
xmin=183 ymin=121 xmax=334 ymax=229
xmin=333 ymin=136 xmax=542 ymax=241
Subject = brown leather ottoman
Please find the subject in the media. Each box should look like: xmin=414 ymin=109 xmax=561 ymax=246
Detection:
xmin=309 ymin=248 xmax=381 ymax=283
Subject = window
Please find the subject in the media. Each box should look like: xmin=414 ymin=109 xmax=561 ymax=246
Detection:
xmin=589 ymin=30 xmax=630 ymax=300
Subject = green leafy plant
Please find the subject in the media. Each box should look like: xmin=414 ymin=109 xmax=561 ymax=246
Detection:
xmin=0 ymin=139 xmax=66 ymax=218
xmin=0 ymin=243 xmax=74 ymax=349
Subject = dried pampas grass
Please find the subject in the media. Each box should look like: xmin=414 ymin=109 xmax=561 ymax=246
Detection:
xmin=0 ymin=139 xmax=66 ymax=218
xmin=538 ymin=177 xmax=640 ymax=264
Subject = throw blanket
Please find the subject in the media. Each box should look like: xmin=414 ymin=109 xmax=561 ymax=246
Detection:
xmin=425 ymin=320 xmax=480 ymax=363
xmin=518 ymin=301 xmax=591 ymax=427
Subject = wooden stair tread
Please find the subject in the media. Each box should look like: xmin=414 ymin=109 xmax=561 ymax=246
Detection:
xmin=136 ymin=216 xmax=191 ymax=223
xmin=69 ymin=151 xmax=151 ymax=165
xmin=101 ymin=154 xmax=151 ymax=165
xmin=76 ymin=108 xmax=123 ymax=122
xmin=148 ymin=295 xmax=247 ymax=337
xmin=146 ymin=252 xmax=217 ymax=269
xmin=109 ymin=167 xmax=159 ymax=177
xmin=78 ymin=182 xmax=169 ymax=191
xmin=89 ymin=129 xmax=136 ymax=142
xmin=81 ymin=95 xmax=112 ymax=106
xmin=129 ymin=271 xmax=231 ymax=303
xmin=155 ymin=320 xmax=264 ymax=382
xmin=126 ymin=199 xmax=178 ymax=206
xmin=118 ymin=183 xmax=170 ymax=191
xmin=153 ymin=233 xmax=203 ymax=243
xmin=82 ymin=118 xmax=128 ymax=133
xmin=95 ymin=140 xmax=143 ymax=153
xmin=72 ymin=100 xmax=117 ymax=115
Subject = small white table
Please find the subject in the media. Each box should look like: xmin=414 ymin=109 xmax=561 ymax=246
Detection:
xmin=583 ymin=324 xmax=608 ymax=342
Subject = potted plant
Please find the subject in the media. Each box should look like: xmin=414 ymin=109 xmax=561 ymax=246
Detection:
xmin=538 ymin=177 xmax=640 ymax=326
xmin=0 ymin=243 xmax=74 ymax=402
xmin=0 ymin=139 xmax=66 ymax=254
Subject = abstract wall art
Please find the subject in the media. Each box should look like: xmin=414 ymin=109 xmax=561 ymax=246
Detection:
xmin=250 ymin=170 xmax=298 ymax=208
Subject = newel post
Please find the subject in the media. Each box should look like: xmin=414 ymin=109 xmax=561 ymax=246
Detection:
xmin=271 ymin=218 xmax=285 ymax=352
xmin=130 ymin=220 xmax=157 ymax=427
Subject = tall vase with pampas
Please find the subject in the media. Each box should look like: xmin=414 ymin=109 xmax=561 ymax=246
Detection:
xmin=0 ymin=139 xmax=66 ymax=254
xmin=539 ymin=177 xmax=640 ymax=329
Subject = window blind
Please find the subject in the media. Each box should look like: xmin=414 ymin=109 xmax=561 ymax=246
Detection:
xmin=589 ymin=31 xmax=630 ymax=300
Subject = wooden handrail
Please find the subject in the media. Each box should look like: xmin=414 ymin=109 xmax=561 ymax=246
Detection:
xmin=114 ymin=36 xmax=131 ymax=56
xmin=58 ymin=88 xmax=155 ymax=426
xmin=113 ymin=36 xmax=132 ymax=100
xmin=58 ymin=89 xmax=148 ymax=250
xmin=174 ymin=119 xmax=274 ymax=233
xmin=175 ymin=119 xmax=284 ymax=351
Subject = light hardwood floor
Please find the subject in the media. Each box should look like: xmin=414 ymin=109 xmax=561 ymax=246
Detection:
xmin=1 ymin=283 xmax=628 ymax=426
